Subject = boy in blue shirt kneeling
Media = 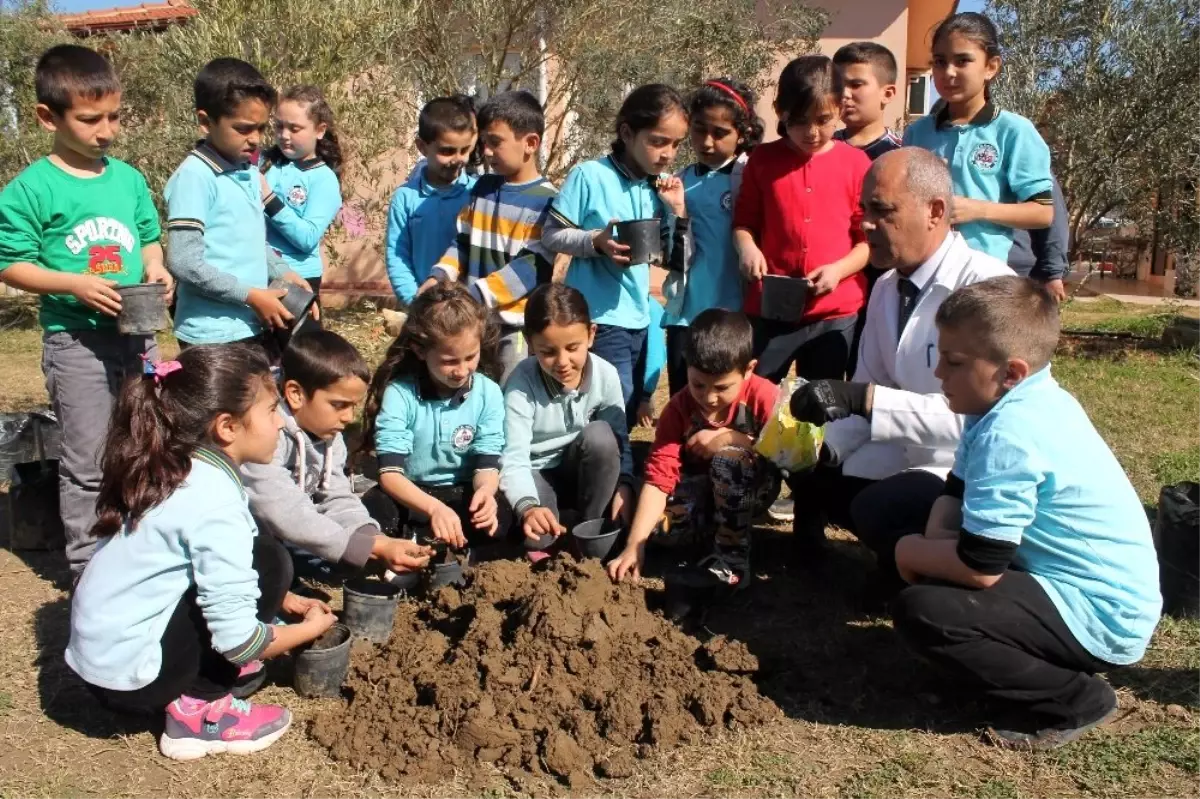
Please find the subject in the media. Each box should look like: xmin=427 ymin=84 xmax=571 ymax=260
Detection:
xmin=893 ymin=276 xmax=1161 ymax=751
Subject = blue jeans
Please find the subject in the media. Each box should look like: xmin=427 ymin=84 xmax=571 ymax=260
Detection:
xmin=591 ymin=323 xmax=648 ymax=429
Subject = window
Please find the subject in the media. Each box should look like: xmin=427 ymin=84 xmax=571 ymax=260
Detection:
xmin=907 ymin=74 xmax=929 ymax=116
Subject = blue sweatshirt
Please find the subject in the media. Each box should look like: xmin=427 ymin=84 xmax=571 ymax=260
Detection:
xmin=385 ymin=165 xmax=476 ymax=303
xmin=65 ymin=449 xmax=270 ymax=691
xmin=264 ymin=157 xmax=343 ymax=280
xmin=375 ymin=371 xmax=505 ymax=486
xmin=500 ymin=353 xmax=632 ymax=512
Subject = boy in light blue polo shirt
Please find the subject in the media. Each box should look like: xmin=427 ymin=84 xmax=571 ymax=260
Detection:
xmin=903 ymin=101 xmax=1053 ymax=262
xmin=892 ymin=276 xmax=1161 ymax=752
xmin=384 ymin=96 xmax=477 ymax=304
xmin=165 ymin=58 xmax=305 ymax=349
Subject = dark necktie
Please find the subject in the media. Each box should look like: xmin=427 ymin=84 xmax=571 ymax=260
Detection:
xmin=897 ymin=278 xmax=919 ymax=340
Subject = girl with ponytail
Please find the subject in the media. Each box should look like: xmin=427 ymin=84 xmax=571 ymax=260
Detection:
xmin=261 ymin=85 xmax=345 ymax=312
xmin=66 ymin=344 xmax=336 ymax=762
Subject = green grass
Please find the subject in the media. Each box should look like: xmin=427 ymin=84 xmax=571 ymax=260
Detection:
xmin=1046 ymin=727 xmax=1200 ymax=796
xmin=1061 ymin=298 xmax=1193 ymax=338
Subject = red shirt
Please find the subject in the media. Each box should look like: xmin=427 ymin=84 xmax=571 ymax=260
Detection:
xmin=643 ymin=374 xmax=779 ymax=495
xmin=733 ymin=139 xmax=871 ymax=323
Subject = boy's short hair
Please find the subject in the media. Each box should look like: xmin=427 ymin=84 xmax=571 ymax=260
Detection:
xmin=282 ymin=330 xmax=371 ymax=394
xmin=935 ymin=276 xmax=1061 ymax=371
xmin=684 ymin=309 xmax=755 ymax=376
xmin=35 ymin=44 xmax=122 ymax=116
xmin=478 ymin=90 xmax=545 ymax=138
xmin=193 ymin=57 xmax=277 ymax=121
xmin=832 ymin=41 xmax=899 ymax=86
xmin=417 ymin=95 xmax=477 ymax=144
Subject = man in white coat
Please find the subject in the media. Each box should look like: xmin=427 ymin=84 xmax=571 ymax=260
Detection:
xmin=787 ymin=147 xmax=1013 ymax=593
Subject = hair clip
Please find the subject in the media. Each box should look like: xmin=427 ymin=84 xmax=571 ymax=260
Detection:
xmin=141 ymin=354 xmax=182 ymax=384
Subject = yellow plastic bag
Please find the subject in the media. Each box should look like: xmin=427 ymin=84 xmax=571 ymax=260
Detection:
xmin=755 ymin=379 xmax=824 ymax=474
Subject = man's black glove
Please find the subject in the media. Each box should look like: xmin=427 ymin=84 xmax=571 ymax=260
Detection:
xmin=789 ymin=380 xmax=870 ymax=426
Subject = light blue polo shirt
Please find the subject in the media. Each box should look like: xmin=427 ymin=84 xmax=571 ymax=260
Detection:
xmin=264 ymin=157 xmax=343 ymax=280
xmin=904 ymin=103 xmax=1053 ymax=262
xmin=954 ymin=366 xmax=1162 ymax=665
xmin=165 ymin=142 xmax=269 ymax=344
xmin=663 ymin=160 xmax=742 ymax=327
xmin=550 ymin=154 xmax=663 ymax=330
xmin=375 ymin=372 xmax=505 ymax=487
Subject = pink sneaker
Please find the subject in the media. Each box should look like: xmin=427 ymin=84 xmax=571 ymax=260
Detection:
xmin=160 ymin=694 xmax=291 ymax=761
xmin=231 ymin=659 xmax=266 ymax=698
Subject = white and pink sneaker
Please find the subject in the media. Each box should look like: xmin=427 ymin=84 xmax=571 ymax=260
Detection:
xmin=160 ymin=694 xmax=291 ymax=761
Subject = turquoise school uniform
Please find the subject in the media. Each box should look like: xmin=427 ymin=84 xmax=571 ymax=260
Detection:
xmin=549 ymin=154 xmax=665 ymax=330
xmin=385 ymin=166 xmax=476 ymax=303
xmin=903 ymin=102 xmax=1053 ymax=262
xmin=954 ymin=367 xmax=1162 ymax=665
xmin=165 ymin=142 xmax=271 ymax=344
xmin=663 ymin=157 xmax=744 ymax=327
xmin=263 ymin=157 xmax=343 ymax=280
xmin=374 ymin=372 xmax=505 ymax=487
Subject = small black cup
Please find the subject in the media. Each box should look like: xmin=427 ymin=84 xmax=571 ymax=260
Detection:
xmin=614 ymin=219 xmax=662 ymax=266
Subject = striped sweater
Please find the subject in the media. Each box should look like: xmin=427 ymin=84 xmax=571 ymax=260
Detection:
xmin=431 ymin=173 xmax=557 ymax=326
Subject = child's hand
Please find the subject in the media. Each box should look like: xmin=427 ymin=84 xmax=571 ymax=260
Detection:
xmin=143 ymin=263 xmax=176 ymax=305
xmin=805 ymin=265 xmax=840 ymax=296
xmin=686 ymin=428 xmax=729 ymax=461
xmin=739 ymin=243 xmax=768 ymax=281
xmin=593 ymin=219 xmax=632 ymax=266
xmin=302 ymin=603 xmax=337 ymax=635
xmin=950 ymin=196 xmax=985 ymax=225
xmin=469 ymin=486 xmax=500 ymax=536
xmin=429 ymin=501 xmax=467 ymax=549
xmin=259 ymin=172 xmax=272 ymax=201
xmin=247 ymin=287 xmax=294 ymax=329
xmin=522 ymin=506 xmax=565 ymax=541
xmin=69 ymin=274 xmax=123 ymax=316
xmin=636 ymin=400 xmax=656 ymax=428
xmin=281 ymin=591 xmax=331 ymax=617
xmin=610 ymin=483 xmax=635 ymax=525
xmin=374 ymin=536 xmax=434 ymax=572
xmin=607 ymin=542 xmax=645 ymax=583
xmin=281 ymin=271 xmax=312 ymax=292
xmin=1043 ymin=278 xmax=1067 ymax=303
xmin=655 ymin=175 xmax=687 ymax=218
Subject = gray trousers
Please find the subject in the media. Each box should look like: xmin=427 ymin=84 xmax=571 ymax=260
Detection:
xmin=497 ymin=324 xmax=527 ymax=385
xmin=42 ymin=330 xmax=157 ymax=573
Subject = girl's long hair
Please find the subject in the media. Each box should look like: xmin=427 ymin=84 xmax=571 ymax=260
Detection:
xmin=91 ymin=344 xmax=273 ymax=538
xmin=358 ymin=283 xmax=499 ymax=463
xmin=264 ymin=84 xmax=344 ymax=179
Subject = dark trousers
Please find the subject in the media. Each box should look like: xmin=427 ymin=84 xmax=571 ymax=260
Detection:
xmin=788 ymin=465 xmax=944 ymax=582
xmin=591 ymin=323 xmax=648 ymax=429
xmin=751 ymin=314 xmax=856 ymax=384
xmin=527 ymin=421 xmax=622 ymax=549
xmin=665 ymin=325 xmax=690 ymax=398
xmin=360 ymin=482 xmax=513 ymax=547
xmin=89 ymin=534 xmax=293 ymax=712
xmin=892 ymin=570 xmax=1115 ymax=730
xmin=847 ymin=266 xmax=885 ymax=379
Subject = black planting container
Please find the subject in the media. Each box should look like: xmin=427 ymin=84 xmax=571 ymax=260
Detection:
xmin=429 ymin=560 xmax=465 ymax=590
xmin=116 ymin=283 xmax=168 ymax=335
xmin=294 ymin=623 xmax=352 ymax=698
xmin=572 ymin=518 xmax=620 ymax=560
xmin=615 ymin=219 xmax=662 ymax=265
xmin=268 ymin=278 xmax=316 ymax=333
xmin=341 ymin=577 xmax=401 ymax=643
xmin=760 ymin=274 xmax=810 ymax=322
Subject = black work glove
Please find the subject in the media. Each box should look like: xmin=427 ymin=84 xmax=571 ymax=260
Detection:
xmin=789 ymin=380 xmax=870 ymax=426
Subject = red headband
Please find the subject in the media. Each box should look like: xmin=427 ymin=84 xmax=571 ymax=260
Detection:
xmin=705 ymin=81 xmax=749 ymax=113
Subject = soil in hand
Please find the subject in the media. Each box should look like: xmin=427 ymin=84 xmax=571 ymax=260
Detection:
xmin=311 ymin=558 xmax=778 ymax=787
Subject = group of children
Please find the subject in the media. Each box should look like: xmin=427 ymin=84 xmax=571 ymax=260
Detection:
xmin=0 ymin=9 xmax=1161 ymax=763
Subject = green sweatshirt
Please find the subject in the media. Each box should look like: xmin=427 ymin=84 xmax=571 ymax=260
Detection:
xmin=0 ymin=157 xmax=161 ymax=332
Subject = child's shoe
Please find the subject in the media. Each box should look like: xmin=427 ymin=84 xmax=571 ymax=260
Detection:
xmin=160 ymin=693 xmax=291 ymax=761
xmin=663 ymin=553 xmax=748 ymax=621
xmin=231 ymin=659 xmax=266 ymax=699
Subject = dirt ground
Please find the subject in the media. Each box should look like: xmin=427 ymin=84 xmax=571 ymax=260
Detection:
xmin=0 ymin=299 xmax=1196 ymax=797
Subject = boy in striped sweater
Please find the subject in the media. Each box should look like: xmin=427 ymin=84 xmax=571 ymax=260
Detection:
xmin=425 ymin=90 xmax=557 ymax=381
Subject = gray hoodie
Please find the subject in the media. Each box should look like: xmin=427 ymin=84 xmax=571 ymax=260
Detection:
xmin=242 ymin=407 xmax=377 ymax=567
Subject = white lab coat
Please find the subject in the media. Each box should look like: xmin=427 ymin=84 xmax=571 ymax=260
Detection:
xmin=823 ymin=231 xmax=1013 ymax=480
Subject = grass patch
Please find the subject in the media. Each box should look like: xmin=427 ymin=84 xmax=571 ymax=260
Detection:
xmin=1152 ymin=448 xmax=1200 ymax=487
xmin=1046 ymin=727 xmax=1200 ymax=796
xmin=1061 ymin=299 xmax=1187 ymax=338
xmin=705 ymin=752 xmax=801 ymax=793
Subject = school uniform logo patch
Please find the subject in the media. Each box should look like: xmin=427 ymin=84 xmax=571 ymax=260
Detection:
xmin=451 ymin=424 xmax=476 ymax=453
xmin=286 ymin=185 xmax=308 ymax=207
xmin=970 ymin=143 xmax=1000 ymax=172
xmin=720 ymin=191 xmax=733 ymax=212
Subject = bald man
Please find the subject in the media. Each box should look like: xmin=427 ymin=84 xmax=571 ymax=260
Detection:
xmin=787 ymin=148 xmax=1013 ymax=596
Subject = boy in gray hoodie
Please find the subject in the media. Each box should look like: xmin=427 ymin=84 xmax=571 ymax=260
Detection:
xmin=242 ymin=331 xmax=432 ymax=574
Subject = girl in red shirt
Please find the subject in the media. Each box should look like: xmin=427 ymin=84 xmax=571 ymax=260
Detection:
xmin=733 ymin=56 xmax=871 ymax=382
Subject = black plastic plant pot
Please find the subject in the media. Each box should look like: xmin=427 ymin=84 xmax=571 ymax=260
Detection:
xmin=760 ymin=274 xmax=810 ymax=322
xmin=429 ymin=560 xmax=465 ymax=590
xmin=341 ymin=577 xmax=401 ymax=643
xmin=293 ymin=623 xmax=352 ymax=698
xmin=115 ymin=283 xmax=168 ymax=335
xmin=268 ymin=278 xmax=316 ymax=333
xmin=615 ymin=219 xmax=662 ymax=266
xmin=572 ymin=518 xmax=620 ymax=560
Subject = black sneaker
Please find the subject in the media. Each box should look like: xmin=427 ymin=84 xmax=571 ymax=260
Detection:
xmin=987 ymin=681 xmax=1120 ymax=751
xmin=663 ymin=555 xmax=747 ymax=621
